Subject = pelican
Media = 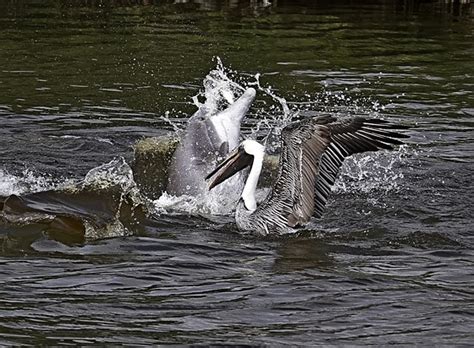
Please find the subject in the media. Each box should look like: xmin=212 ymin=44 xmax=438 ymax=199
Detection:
xmin=206 ymin=115 xmax=408 ymax=235
xmin=167 ymin=88 xmax=256 ymax=197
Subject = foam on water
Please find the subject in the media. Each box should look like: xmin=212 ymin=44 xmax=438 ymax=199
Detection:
xmin=0 ymin=168 xmax=68 ymax=196
xmin=0 ymin=158 xmax=140 ymax=198
xmin=154 ymin=173 xmax=245 ymax=216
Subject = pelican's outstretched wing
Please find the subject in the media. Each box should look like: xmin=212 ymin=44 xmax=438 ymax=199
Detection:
xmin=252 ymin=116 xmax=408 ymax=231
xmin=313 ymin=117 xmax=409 ymax=218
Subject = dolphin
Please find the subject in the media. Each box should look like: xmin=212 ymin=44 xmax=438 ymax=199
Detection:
xmin=166 ymin=88 xmax=256 ymax=197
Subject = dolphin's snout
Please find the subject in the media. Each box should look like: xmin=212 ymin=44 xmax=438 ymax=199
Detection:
xmin=242 ymin=87 xmax=256 ymax=100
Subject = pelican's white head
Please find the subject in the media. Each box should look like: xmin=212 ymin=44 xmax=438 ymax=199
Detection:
xmin=206 ymin=140 xmax=264 ymax=190
xmin=206 ymin=139 xmax=265 ymax=212
xmin=241 ymin=139 xmax=265 ymax=158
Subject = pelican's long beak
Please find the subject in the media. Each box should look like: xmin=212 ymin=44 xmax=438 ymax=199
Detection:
xmin=206 ymin=145 xmax=253 ymax=191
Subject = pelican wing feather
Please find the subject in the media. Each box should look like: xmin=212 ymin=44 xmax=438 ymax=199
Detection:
xmin=313 ymin=117 xmax=409 ymax=218
xmin=251 ymin=116 xmax=335 ymax=230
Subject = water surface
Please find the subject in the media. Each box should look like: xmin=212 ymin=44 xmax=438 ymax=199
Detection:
xmin=0 ymin=0 xmax=473 ymax=345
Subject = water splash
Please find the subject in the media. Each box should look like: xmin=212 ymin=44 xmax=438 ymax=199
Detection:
xmin=81 ymin=157 xmax=148 ymax=241
xmin=160 ymin=110 xmax=184 ymax=134
xmin=247 ymin=73 xmax=298 ymax=151
xmin=0 ymin=168 xmax=70 ymax=196
xmin=147 ymin=59 xmax=412 ymax=218
xmin=83 ymin=157 xmax=147 ymax=214
xmin=334 ymin=145 xmax=411 ymax=204
xmin=193 ymin=57 xmax=294 ymax=135
xmin=83 ymin=157 xmax=136 ymax=192
xmin=153 ymin=180 xmax=269 ymax=217
xmin=1 ymin=158 xmax=148 ymax=244
xmin=193 ymin=57 xmax=246 ymax=115
xmin=154 ymin=193 xmax=205 ymax=216
xmin=167 ymin=57 xmax=294 ymax=146
xmin=283 ymin=86 xmax=386 ymax=119
xmin=251 ymin=73 xmax=291 ymax=122
xmin=158 ymin=57 xmax=249 ymax=137
xmin=150 ymin=60 xmax=411 ymax=216
xmin=154 ymin=173 xmax=245 ymax=216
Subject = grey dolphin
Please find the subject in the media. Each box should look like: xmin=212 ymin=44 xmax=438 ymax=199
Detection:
xmin=166 ymin=88 xmax=256 ymax=197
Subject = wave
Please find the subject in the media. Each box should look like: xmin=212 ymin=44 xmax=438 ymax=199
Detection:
xmin=1 ymin=158 xmax=148 ymax=247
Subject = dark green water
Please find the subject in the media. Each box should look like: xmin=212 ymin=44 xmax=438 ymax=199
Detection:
xmin=0 ymin=0 xmax=473 ymax=345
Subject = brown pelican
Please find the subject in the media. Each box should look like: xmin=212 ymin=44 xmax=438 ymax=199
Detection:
xmin=206 ymin=116 xmax=408 ymax=235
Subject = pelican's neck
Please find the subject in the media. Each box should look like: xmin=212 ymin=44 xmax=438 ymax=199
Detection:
xmin=241 ymin=145 xmax=264 ymax=212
